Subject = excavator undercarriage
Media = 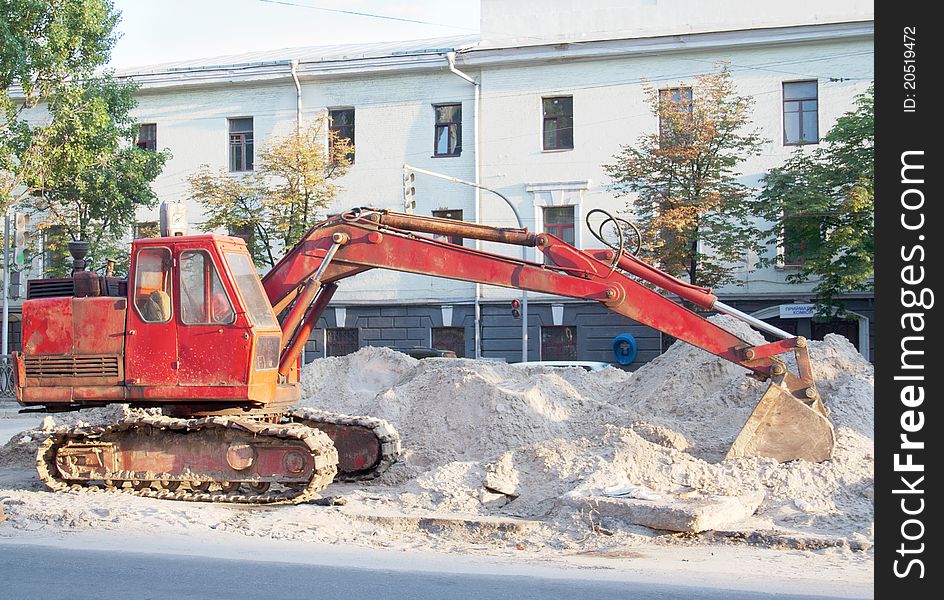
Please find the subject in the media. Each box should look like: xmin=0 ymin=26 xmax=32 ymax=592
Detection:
xmin=14 ymin=207 xmax=835 ymax=504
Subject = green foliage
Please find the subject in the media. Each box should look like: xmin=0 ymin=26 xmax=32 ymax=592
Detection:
xmin=190 ymin=119 xmax=352 ymax=268
xmin=604 ymin=67 xmax=765 ymax=289
xmin=22 ymin=75 xmax=170 ymax=276
xmin=1 ymin=0 xmax=120 ymax=211
xmin=751 ymin=85 xmax=874 ymax=315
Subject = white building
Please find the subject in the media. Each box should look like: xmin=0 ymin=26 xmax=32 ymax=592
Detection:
xmin=28 ymin=0 xmax=877 ymax=365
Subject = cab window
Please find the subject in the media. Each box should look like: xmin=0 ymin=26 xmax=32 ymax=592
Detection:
xmin=133 ymin=247 xmax=172 ymax=323
xmin=179 ymin=250 xmax=235 ymax=325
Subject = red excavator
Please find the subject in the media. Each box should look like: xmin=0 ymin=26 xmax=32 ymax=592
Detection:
xmin=12 ymin=207 xmax=835 ymax=504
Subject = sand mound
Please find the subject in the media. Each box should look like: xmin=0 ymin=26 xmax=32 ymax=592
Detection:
xmin=298 ymin=316 xmax=874 ymax=539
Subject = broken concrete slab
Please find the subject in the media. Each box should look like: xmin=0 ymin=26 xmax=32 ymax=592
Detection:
xmin=344 ymin=509 xmax=541 ymax=537
xmin=560 ymin=491 xmax=765 ymax=533
xmin=707 ymin=529 xmax=873 ymax=552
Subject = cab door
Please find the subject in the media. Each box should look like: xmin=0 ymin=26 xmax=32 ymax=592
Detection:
xmin=125 ymin=246 xmax=178 ymax=386
xmin=176 ymin=248 xmax=250 ymax=386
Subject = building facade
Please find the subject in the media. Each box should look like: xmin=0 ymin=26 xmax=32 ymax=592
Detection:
xmin=18 ymin=0 xmax=875 ymax=368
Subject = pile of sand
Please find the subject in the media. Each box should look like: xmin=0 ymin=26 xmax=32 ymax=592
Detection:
xmin=300 ymin=316 xmax=874 ymax=539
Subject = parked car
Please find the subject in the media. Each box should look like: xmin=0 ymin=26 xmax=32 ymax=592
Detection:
xmin=400 ymin=346 xmax=458 ymax=359
xmin=513 ymin=360 xmax=610 ymax=372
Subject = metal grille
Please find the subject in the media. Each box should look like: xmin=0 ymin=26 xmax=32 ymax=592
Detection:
xmin=27 ymin=278 xmax=75 ymax=299
xmin=24 ymin=355 xmax=120 ymax=378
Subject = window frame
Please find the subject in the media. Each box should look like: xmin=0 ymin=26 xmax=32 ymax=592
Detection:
xmin=228 ymin=117 xmax=254 ymax=172
xmin=431 ymin=326 xmax=465 ymax=358
xmin=658 ymin=87 xmax=693 ymax=148
xmin=326 ymin=327 xmax=360 ymax=357
xmin=541 ymin=205 xmax=576 ymax=266
xmin=42 ymin=224 xmax=69 ymax=276
xmin=136 ymin=123 xmax=157 ymax=151
xmin=135 ymin=221 xmax=159 ymax=239
xmin=177 ymin=249 xmax=236 ymax=326
xmin=541 ymin=96 xmax=574 ymax=151
xmin=431 ymin=209 xmax=464 ymax=245
xmin=540 ymin=325 xmax=578 ymax=361
xmin=782 ymin=80 xmax=819 ymax=146
xmin=542 ymin=205 xmax=576 ymax=243
xmin=131 ymin=246 xmax=174 ymax=324
xmin=432 ymin=103 xmax=462 ymax=157
xmin=328 ymin=108 xmax=355 ymax=164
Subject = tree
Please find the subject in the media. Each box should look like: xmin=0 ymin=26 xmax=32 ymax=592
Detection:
xmin=1 ymin=0 xmax=120 ymax=212
xmin=751 ymin=85 xmax=874 ymax=315
xmin=190 ymin=119 xmax=353 ymax=268
xmin=604 ymin=67 xmax=765 ymax=290
xmin=22 ymin=75 xmax=171 ymax=275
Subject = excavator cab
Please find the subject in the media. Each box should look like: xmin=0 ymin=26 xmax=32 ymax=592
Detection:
xmin=14 ymin=235 xmax=292 ymax=412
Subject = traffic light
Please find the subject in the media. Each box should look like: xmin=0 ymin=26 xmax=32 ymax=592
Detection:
xmin=511 ymin=298 xmax=521 ymax=319
xmin=402 ymin=167 xmax=416 ymax=211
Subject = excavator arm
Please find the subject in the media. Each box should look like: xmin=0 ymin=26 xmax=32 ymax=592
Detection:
xmin=263 ymin=208 xmax=835 ymax=462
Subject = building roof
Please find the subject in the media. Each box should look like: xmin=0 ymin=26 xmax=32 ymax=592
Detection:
xmin=117 ymin=35 xmax=480 ymax=77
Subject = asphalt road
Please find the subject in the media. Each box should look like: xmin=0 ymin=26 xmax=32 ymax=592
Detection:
xmin=0 ymin=542 xmax=848 ymax=600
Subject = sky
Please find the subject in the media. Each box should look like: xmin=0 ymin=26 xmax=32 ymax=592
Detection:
xmin=108 ymin=0 xmax=480 ymax=69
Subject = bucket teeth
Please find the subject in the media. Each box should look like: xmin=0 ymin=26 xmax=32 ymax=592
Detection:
xmin=727 ymin=382 xmax=835 ymax=463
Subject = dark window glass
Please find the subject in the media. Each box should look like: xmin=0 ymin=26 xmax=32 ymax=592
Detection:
xmin=433 ymin=104 xmax=462 ymax=156
xmin=432 ymin=327 xmax=465 ymax=358
xmin=42 ymin=225 xmax=69 ymax=276
xmin=229 ymin=117 xmax=254 ymax=171
xmin=327 ymin=328 xmax=359 ymax=357
xmin=135 ymin=221 xmax=159 ymax=239
xmin=782 ymin=213 xmax=824 ymax=267
xmin=783 ymin=81 xmax=819 ymax=145
xmin=658 ymin=87 xmax=693 ymax=147
xmin=329 ymin=108 xmax=355 ymax=163
xmin=432 ymin=209 xmax=464 ymax=245
xmin=179 ymin=250 xmax=234 ymax=325
xmin=133 ymin=247 xmax=172 ymax=324
xmin=228 ymin=224 xmax=255 ymax=247
xmin=542 ymin=206 xmax=576 ymax=266
xmin=542 ymin=96 xmax=573 ymax=150
xmin=541 ymin=326 xmax=577 ymax=360
xmin=811 ymin=318 xmax=860 ymax=348
xmin=136 ymin=123 xmax=157 ymax=151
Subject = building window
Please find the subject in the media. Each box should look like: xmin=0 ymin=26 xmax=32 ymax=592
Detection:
xmin=228 ymin=224 xmax=255 ymax=247
xmin=432 ymin=326 xmax=465 ymax=358
xmin=135 ymin=221 xmax=159 ymax=239
xmin=542 ymin=205 xmax=576 ymax=266
xmin=783 ymin=81 xmax=819 ymax=145
xmin=781 ymin=212 xmax=824 ymax=267
xmin=433 ymin=104 xmax=461 ymax=156
xmin=326 ymin=327 xmax=359 ymax=357
xmin=228 ymin=117 xmax=254 ymax=172
xmin=658 ymin=87 xmax=693 ymax=147
xmin=136 ymin=123 xmax=157 ymax=151
xmin=329 ymin=108 xmax=355 ymax=163
xmin=543 ymin=206 xmax=575 ymax=244
xmin=432 ymin=209 xmax=464 ymax=245
xmin=42 ymin=225 xmax=69 ymax=276
xmin=542 ymin=96 xmax=573 ymax=151
xmin=541 ymin=326 xmax=577 ymax=360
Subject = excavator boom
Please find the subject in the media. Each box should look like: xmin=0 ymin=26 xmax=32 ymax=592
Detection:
xmin=265 ymin=208 xmax=834 ymax=462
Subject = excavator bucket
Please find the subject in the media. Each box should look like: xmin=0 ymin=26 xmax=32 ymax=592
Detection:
xmin=727 ymin=382 xmax=835 ymax=463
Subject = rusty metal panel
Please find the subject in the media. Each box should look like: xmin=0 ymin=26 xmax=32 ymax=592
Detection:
xmin=72 ymin=297 xmax=127 ymax=355
xmin=22 ymin=298 xmax=73 ymax=355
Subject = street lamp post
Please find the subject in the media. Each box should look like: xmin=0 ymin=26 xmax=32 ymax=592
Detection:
xmin=403 ymin=164 xmax=529 ymax=363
